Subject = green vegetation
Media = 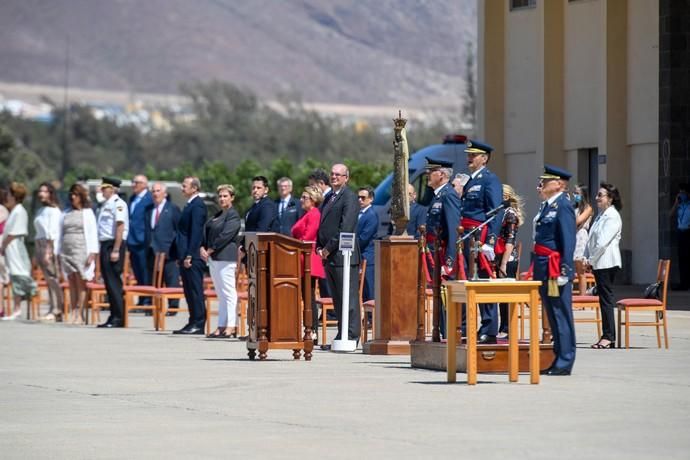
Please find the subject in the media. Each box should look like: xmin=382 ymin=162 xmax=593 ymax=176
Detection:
xmin=0 ymin=81 xmax=451 ymax=215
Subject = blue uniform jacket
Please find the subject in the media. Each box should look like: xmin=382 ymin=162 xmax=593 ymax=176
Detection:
xmin=407 ymin=201 xmax=427 ymax=238
xmin=172 ymin=196 xmax=207 ymax=262
xmin=127 ymin=191 xmax=153 ymax=247
xmin=460 ymin=167 xmax=502 ymax=239
xmin=357 ymin=206 xmax=379 ymax=264
xmin=533 ymin=193 xmax=576 ymax=281
xmin=426 ymin=182 xmax=462 ymax=267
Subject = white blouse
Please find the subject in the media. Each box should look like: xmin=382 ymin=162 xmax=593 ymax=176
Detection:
xmin=34 ymin=206 xmax=62 ymax=241
xmin=586 ymin=206 xmax=622 ymax=270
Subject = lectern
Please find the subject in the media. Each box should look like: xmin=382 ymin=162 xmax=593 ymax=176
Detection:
xmin=244 ymin=232 xmax=314 ymax=361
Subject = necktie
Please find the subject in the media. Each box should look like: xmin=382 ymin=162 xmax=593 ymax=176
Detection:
xmin=280 ymin=201 xmax=285 ymax=217
xmin=154 ymin=206 xmax=161 ymax=226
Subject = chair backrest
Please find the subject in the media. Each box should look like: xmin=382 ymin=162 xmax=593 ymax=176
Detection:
xmin=657 ymin=259 xmax=671 ymax=308
xmin=574 ymin=259 xmax=587 ymax=295
xmin=359 ymin=259 xmax=367 ymax=304
xmin=153 ymin=252 xmax=167 ymax=288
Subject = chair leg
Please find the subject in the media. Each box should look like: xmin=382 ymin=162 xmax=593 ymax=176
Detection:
xmin=625 ymin=309 xmax=630 ymax=349
xmin=617 ymin=307 xmax=622 ymax=349
xmin=662 ymin=311 xmax=669 ymax=349
xmin=520 ymin=304 xmax=525 ymax=340
xmin=655 ymin=312 xmax=662 ymax=349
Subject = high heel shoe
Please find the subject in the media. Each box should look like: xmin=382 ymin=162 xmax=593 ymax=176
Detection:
xmin=591 ymin=339 xmax=614 ymax=349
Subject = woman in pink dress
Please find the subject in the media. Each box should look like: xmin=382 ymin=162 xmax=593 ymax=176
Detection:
xmin=291 ymin=185 xmax=325 ymax=343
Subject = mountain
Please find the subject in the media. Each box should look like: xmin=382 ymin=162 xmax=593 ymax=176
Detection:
xmin=0 ymin=0 xmax=476 ymax=109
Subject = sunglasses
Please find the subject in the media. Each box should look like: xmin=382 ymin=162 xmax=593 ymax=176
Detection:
xmin=357 ymin=195 xmax=368 ymax=200
xmin=596 ymin=192 xmax=609 ymax=198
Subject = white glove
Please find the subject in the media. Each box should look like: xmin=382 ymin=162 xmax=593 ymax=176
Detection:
xmin=481 ymin=243 xmax=495 ymax=262
xmin=557 ymin=275 xmax=569 ymax=286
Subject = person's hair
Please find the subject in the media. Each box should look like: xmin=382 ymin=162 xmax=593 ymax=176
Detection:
xmin=575 ymin=183 xmax=591 ymax=214
xmin=439 ymin=167 xmax=453 ymax=179
xmin=276 ymin=177 xmax=292 ymax=187
xmin=36 ymin=182 xmax=60 ymax=208
xmin=184 ymin=176 xmax=201 ymax=192
xmin=9 ymin=182 xmax=27 ymax=203
xmin=600 ymin=182 xmax=623 ymax=211
xmin=502 ymin=184 xmax=525 ymax=226
xmin=308 ymin=169 xmax=330 ymax=186
xmin=69 ymin=183 xmax=91 ymax=209
xmin=302 ymin=185 xmax=324 ymax=206
xmin=252 ymin=176 xmax=269 ymax=188
xmin=358 ymin=186 xmax=375 ymax=200
xmin=216 ymin=184 xmax=235 ymax=196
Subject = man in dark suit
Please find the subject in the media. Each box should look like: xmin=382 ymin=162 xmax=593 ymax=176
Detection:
xmin=274 ymin=177 xmax=302 ymax=235
xmin=317 ymin=163 xmax=361 ymax=343
xmin=308 ymin=169 xmax=332 ymax=210
xmin=357 ymin=186 xmax=379 ymax=302
xmin=146 ymin=182 xmax=182 ymax=313
xmin=406 ymin=183 xmax=427 ymax=238
xmin=245 ymin=176 xmax=277 ymax=232
xmin=127 ymin=174 xmax=154 ymax=306
xmin=534 ymin=165 xmax=576 ymax=376
xmin=172 ymin=176 xmax=207 ymax=335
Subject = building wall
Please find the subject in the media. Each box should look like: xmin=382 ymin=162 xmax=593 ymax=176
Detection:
xmin=478 ymin=0 xmax=659 ymax=283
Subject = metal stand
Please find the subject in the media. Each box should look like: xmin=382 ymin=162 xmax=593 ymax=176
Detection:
xmin=332 ymin=232 xmax=357 ymax=352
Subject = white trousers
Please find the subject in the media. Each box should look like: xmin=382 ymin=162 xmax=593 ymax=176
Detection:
xmin=209 ymin=260 xmax=237 ymax=328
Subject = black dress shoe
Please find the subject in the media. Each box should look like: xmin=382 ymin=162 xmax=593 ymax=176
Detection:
xmin=176 ymin=326 xmax=204 ymax=335
xmin=540 ymin=366 xmax=553 ymax=375
xmin=545 ymin=367 xmax=572 ymax=376
xmin=98 ymin=320 xmax=123 ymax=328
xmin=172 ymin=324 xmax=193 ymax=335
xmin=166 ymin=311 xmax=177 ymax=317
xmin=478 ymin=334 xmax=497 ymax=344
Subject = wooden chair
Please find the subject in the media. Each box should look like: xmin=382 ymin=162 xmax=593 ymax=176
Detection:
xmin=152 ymin=253 xmax=187 ymax=331
xmin=571 ymin=260 xmax=602 ymax=339
xmin=316 ymin=287 xmax=336 ymax=349
xmin=123 ymin=253 xmax=161 ymax=328
xmin=617 ymin=259 xmax=671 ymax=349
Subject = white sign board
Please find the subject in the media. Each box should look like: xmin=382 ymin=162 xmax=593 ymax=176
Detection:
xmin=339 ymin=232 xmax=355 ymax=252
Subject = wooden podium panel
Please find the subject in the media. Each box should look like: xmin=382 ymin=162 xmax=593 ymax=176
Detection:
xmin=363 ymin=237 xmax=418 ymax=355
xmin=245 ymin=233 xmax=314 ymax=361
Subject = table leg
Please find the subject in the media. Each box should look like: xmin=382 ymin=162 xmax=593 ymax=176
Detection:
xmin=529 ymin=288 xmax=540 ymax=384
xmin=447 ymin=294 xmax=457 ymax=383
xmin=467 ymin=291 xmax=477 ymax=385
xmin=509 ymin=302 xmax=519 ymax=382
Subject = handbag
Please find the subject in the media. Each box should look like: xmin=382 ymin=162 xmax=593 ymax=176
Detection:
xmin=642 ymin=282 xmax=662 ymax=300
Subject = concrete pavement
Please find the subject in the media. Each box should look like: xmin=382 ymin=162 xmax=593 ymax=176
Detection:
xmin=1 ymin=309 xmax=689 ymax=459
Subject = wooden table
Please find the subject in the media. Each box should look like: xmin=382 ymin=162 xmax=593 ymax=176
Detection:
xmin=445 ymin=280 xmax=542 ymax=385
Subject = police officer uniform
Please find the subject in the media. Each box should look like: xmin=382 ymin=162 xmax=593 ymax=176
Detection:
xmin=533 ymin=165 xmax=576 ymax=375
xmin=97 ymin=177 xmax=129 ymax=327
xmin=460 ymin=140 xmax=503 ymax=342
xmin=424 ymin=158 xmax=462 ymax=338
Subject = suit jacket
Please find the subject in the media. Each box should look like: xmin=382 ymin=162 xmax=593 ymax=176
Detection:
xmin=407 ymin=201 xmax=428 ymax=237
xmin=202 ymin=207 xmax=241 ymax=262
xmin=533 ymin=192 xmax=576 ymax=281
xmin=172 ymin=196 xmax=207 ymax=262
xmin=460 ymin=167 xmax=503 ymax=239
xmin=357 ymin=206 xmax=378 ymax=264
xmin=245 ymin=196 xmax=277 ymax=232
xmin=127 ymin=191 xmax=153 ymax=247
xmin=146 ymin=199 xmax=181 ymax=257
xmin=317 ymin=185 xmax=360 ymax=266
xmin=274 ymin=195 xmax=302 ymax=235
xmin=585 ymin=206 xmax=622 ymax=270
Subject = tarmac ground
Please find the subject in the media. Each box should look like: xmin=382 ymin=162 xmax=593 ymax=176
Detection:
xmin=1 ymin=294 xmax=689 ymax=459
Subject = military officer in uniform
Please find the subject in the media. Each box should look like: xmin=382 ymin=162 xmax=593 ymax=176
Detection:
xmin=96 ymin=177 xmax=129 ymax=328
xmin=424 ymin=158 xmax=462 ymax=338
xmin=533 ymin=165 xmax=576 ymax=375
xmin=460 ymin=140 xmax=503 ymax=343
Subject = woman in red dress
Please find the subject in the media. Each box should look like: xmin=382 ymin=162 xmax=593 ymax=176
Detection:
xmin=291 ymin=185 xmax=325 ymax=343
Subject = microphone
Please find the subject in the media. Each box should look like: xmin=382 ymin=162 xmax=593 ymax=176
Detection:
xmin=486 ymin=200 xmax=511 ymax=218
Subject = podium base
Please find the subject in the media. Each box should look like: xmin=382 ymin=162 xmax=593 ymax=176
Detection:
xmin=331 ymin=339 xmax=358 ymax=352
xmin=362 ymin=339 xmax=411 ymax=355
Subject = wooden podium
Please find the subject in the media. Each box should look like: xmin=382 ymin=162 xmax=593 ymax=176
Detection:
xmin=244 ymin=232 xmax=314 ymax=361
xmin=363 ymin=236 xmax=418 ymax=355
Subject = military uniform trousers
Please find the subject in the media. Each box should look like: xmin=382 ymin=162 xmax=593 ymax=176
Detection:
xmin=100 ymin=240 xmax=125 ymax=322
xmin=540 ymin=282 xmax=576 ymax=371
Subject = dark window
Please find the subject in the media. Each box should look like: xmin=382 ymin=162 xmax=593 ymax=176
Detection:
xmin=510 ymin=0 xmax=536 ymax=10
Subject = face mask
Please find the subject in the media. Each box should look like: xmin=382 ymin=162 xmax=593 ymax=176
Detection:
xmin=573 ymin=194 xmax=582 ymax=203
xmin=96 ymin=192 xmax=105 ymax=204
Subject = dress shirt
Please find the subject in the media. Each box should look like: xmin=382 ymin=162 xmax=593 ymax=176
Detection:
xmin=130 ymin=189 xmax=148 ymax=214
xmin=34 ymin=206 xmax=62 ymax=241
xmin=151 ymin=199 xmax=167 ymax=229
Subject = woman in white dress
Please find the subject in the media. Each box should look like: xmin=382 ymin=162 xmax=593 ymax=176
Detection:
xmin=34 ymin=182 xmax=64 ymax=322
xmin=0 ymin=182 xmax=36 ymax=320
xmin=573 ymin=184 xmax=593 ymax=262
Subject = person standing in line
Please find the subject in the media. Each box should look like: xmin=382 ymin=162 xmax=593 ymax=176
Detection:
xmin=172 ymin=176 xmax=207 ymax=335
xmin=357 ymin=186 xmax=379 ymax=302
xmin=274 ymin=177 xmax=302 ymax=236
xmin=460 ymin=140 xmax=503 ymax=344
xmin=96 ymin=177 xmax=129 ymax=328
xmin=317 ymin=163 xmax=361 ymax=344
xmin=495 ymin=184 xmax=524 ymax=338
xmin=146 ymin=182 xmax=182 ymax=315
xmin=586 ymin=183 xmax=623 ymax=349
xmin=244 ymin=176 xmax=277 ymax=233
xmin=0 ymin=183 xmax=36 ymax=320
xmin=291 ymin=185 xmax=325 ymax=343
xmin=670 ymin=183 xmax=690 ymax=290
xmin=406 ymin=184 xmax=427 ymax=238
xmin=34 ymin=182 xmax=64 ymax=322
xmin=573 ymin=184 xmax=593 ymax=262
xmin=127 ymin=175 xmax=153 ymax=307
xmin=533 ymin=165 xmax=576 ymax=375
xmin=308 ymin=169 xmax=332 ymax=299
xmin=201 ymin=184 xmax=241 ymax=338
xmin=59 ymin=184 xmax=99 ymax=324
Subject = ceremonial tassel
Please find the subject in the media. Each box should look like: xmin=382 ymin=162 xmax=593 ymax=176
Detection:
xmin=548 ymin=279 xmax=559 ymax=297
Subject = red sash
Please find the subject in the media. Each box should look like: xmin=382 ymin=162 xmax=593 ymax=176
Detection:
xmin=533 ymin=244 xmax=561 ymax=279
xmin=461 ymin=217 xmax=494 ymax=278
xmin=424 ymin=233 xmax=466 ymax=282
